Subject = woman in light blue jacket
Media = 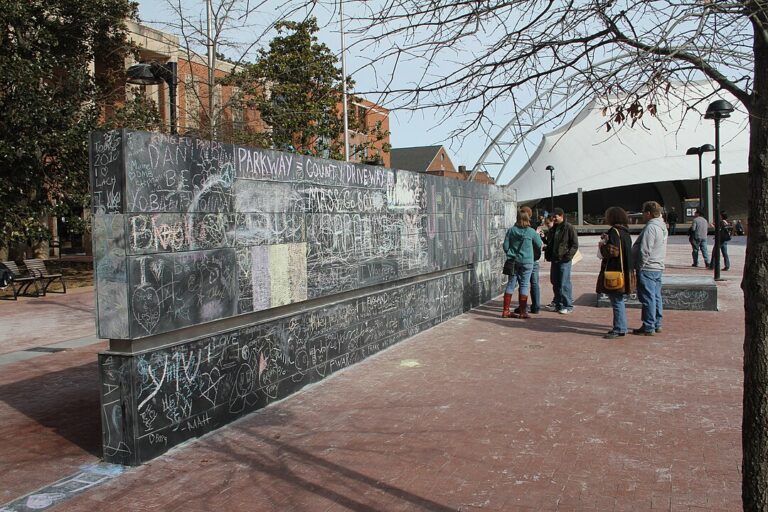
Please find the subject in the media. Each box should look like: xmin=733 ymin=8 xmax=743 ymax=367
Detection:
xmin=502 ymin=211 xmax=543 ymax=318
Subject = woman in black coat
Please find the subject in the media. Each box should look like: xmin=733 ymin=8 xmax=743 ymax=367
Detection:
xmin=597 ymin=207 xmax=636 ymax=339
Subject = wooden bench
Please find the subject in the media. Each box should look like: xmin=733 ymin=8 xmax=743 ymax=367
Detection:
xmin=0 ymin=261 xmax=41 ymax=300
xmin=23 ymin=259 xmax=67 ymax=295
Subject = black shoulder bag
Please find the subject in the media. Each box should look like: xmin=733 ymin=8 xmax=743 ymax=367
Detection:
xmin=502 ymin=231 xmax=525 ymax=275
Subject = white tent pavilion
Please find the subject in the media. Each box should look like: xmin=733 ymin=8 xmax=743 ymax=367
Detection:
xmin=509 ymin=82 xmax=749 ymax=212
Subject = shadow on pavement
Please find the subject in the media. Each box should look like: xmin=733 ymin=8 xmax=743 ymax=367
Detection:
xmin=202 ymin=427 xmax=458 ymax=512
xmin=470 ymin=299 xmax=608 ymax=336
xmin=0 ymin=360 xmax=102 ymax=457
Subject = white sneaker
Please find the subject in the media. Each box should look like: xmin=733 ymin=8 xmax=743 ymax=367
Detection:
xmin=558 ymin=308 xmax=573 ymax=315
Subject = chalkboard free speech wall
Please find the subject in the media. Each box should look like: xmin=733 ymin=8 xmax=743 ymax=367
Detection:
xmin=91 ymin=129 xmax=516 ymax=464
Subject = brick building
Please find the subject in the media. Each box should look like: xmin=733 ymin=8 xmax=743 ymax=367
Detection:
xmin=117 ymin=21 xmax=388 ymax=163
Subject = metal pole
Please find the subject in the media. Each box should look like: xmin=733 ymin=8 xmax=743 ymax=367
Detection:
xmin=698 ymin=152 xmax=703 ymax=216
xmin=577 ymin=187 xmax=583 ymax=226
xmin=166 ymin=62 xmax=178 ymax=135
xmin=207 ymin=0 xmax=216 ymax=140
xmin=713 ymin=119 xmax=722 ymax=280
xmin=340 ymin=0 xmax=350 ymax=161
xmin=550 ymin=168 xmax=554 ymax=212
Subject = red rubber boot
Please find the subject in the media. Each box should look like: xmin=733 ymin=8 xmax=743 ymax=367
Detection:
xmin=502 ymin=293 xmax=513 ymax=318
xmin=514 ymin=295 xmax=530 ymax=319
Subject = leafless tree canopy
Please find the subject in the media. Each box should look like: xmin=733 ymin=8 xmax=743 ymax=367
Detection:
xmin=337 ymin=0 xmax=755 ymax=137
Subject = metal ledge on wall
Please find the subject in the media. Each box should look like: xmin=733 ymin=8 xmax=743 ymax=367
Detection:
xmin=107 ymin=264 xmax=475 ymax=355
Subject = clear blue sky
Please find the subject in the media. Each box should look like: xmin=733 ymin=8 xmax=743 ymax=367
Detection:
xmin=135 ymin=0 xmax=539 ymax=182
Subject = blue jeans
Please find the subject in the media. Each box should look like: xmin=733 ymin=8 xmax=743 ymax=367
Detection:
xmin=505 ymin=262 xmax=534 ymax=296
xmin=607 ymin=292 xmax=627 ymax=334
xmin=637 ymin=270 xmax=663 ymax=333
xmin=550 ymin=260 xmax=573 ymax=309
xmin=691 ymin=238 xmax=710 ymax=266
xmin=530 ymin=261 xmax=541 ymax=312
xmin=719 ymin=241 xmax=730 ymax=269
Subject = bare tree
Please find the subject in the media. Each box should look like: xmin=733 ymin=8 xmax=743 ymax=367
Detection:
xmin=145 ymin=0 xmax=308 ymax=140
xmin=333 ymin=0 xmax=766 ymax=508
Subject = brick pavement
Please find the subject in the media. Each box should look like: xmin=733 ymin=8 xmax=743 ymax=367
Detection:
xmin=0 ymin=286 xmax=97 ymax=354
xmin=0 ymin=235 xmax=745 ymax=511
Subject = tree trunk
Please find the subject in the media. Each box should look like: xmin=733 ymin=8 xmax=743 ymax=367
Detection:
xmin=743 ymin=15 xmax=768 ymax=509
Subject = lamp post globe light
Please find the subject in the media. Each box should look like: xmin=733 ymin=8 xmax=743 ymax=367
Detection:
xmin=126 ymin=61 xmax=178 ymax=135
xmin=546 ymin=165 xmax=555 ymax=213
xmin=704 ymin=99 xmax=735 ymax=281
xmin=685 ymin=144 xmax=715 ymax=216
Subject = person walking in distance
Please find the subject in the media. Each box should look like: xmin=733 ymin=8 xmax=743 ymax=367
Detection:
xmin=666 ymin=207 xmax=678 ymax=236
xmin=597 ymin=207 xmax=635 ymax=339
xmin=734 ymin=219 xmax=745 ymax=236
xmin=718 ymin=211 xmax=732 ymax=271
xmin=501 ymin=210 xmax=543 ymax=318
xmin=514 ymin=206 xmax=543 ymax=315
xmin=631 ymin=201 xmax=668 ymax=336
xmin=689 ymin=209 xmax=711 ymax=268
xmin=544 ymin=208 xmax=579 ymax=314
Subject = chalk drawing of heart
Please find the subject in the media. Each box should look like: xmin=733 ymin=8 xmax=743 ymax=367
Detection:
xmin=132 ymin=285 xmax=161 ymax=334
xmin=26 ymin=493 xmax=66 ymax=509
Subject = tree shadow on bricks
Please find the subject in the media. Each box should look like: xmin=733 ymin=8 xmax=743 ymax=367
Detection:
xmin=0 ymin=360 xmax=102 ymax=458
xmin=201 ymin=429 xmax=459 ymax=512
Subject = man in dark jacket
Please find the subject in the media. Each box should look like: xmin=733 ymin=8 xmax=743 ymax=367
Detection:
xmin=544 ymin=208 xmax=579 ymax=314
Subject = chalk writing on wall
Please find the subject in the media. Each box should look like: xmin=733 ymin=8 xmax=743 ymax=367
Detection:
xmin=101 ymin=271 xmax=476 ymax=464
xmin=93 ymin=130 xmax=516 ymax=464
xmin=90 ymin=130 xmax=124 ymax=214
xmin=91 ymin=130 xmax=514 ymax=339
xmin=128 ymin=249 xmax=238 ymax=336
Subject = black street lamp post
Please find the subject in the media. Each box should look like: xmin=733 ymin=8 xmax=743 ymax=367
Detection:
xmin=126 ymin=61 xmax=178 ymax=135
xmin=546 ymin=165 xmax=555 ymax=213
xmin=685 ymin=144 xmax=715 ymax=216
xmin=704 ymin=99 xmax=735 ymax=281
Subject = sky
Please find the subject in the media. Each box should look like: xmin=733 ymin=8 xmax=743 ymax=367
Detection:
xmin=134 ymin=0 xmax=542 ymax=183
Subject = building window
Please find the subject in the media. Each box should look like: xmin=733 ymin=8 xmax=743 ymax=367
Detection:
xmin=232 ymin=87 xmax=245 ymax=131
xmin=214 ymin=84 xmax=223 ymax=125
xmin=184 ymin=75 xmax=200 ymax=130
xmin=351 ymin=102 xmax=369 ymax=129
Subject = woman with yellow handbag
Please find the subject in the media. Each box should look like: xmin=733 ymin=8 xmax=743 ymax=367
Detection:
xmin=597 ymin=207 xmax=636 ymax=339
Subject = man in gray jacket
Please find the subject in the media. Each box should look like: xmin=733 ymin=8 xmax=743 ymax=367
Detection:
xmin=689 ymin=209 xmax=711 ymax=268
xmin=631 ymin=201 xmax=668 ymax=336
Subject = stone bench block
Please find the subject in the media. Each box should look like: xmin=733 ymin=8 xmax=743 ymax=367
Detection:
xmin=596 ymin=275 xmax=717 ymax=311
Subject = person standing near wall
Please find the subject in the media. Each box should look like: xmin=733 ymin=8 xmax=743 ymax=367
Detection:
xmin=502 ymin=211 xmax=543 ymax=319
xmin=597 ymin=207 xmax=635 ymax=339
xmin=515 ymin=206 xmax=543 ymax=315
xmin=540 ymin=215 xmax=555 ymax=308
xmin=544 ymin=207 xmax=579 ymax=315
xmin=631 ymin=201 xmax=668 ymax=336
xmin=689 ymin=209 xmax=711 ymax=268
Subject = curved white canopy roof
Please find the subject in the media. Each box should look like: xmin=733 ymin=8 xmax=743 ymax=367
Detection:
xmin=509 ymin=82 xmax=749 ymax=202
